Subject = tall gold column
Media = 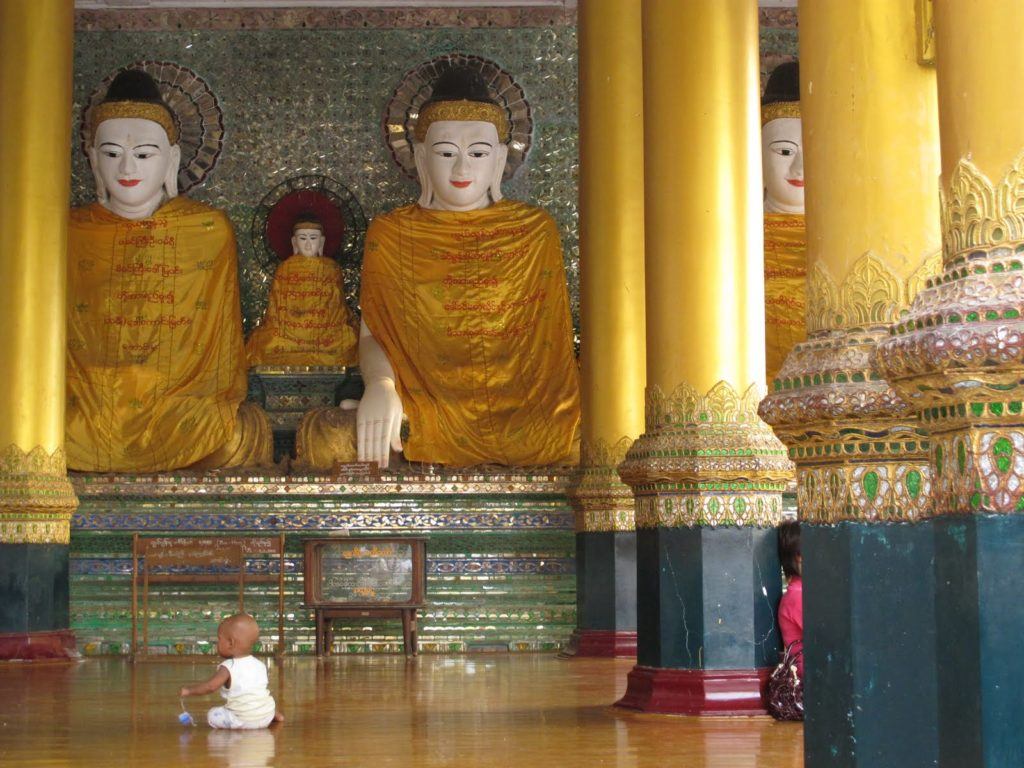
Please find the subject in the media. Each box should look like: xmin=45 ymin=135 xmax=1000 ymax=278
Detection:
xmin=760 ymin=1 xmax=941 ymax=522
xmin=876 ymin=2 xmax=1024 ymax=763
xmin=759 ymin=2 xmax=943 ymax=763
xmin=615 ymin=0 xmax=790 ymax=715
xmin=567 ymin=0 xmax=646 ymax=657
xmin=575 ymin=0 xmax=645 ymax=533
xmin=0 ymin=0 xmax=78 ymax=656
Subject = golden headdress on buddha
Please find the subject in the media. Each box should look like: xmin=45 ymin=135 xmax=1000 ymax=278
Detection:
xmin=292 ymin=213 xmax=324 ymax=233
xmin=91 ymin=69 xmax=179 ymax=144
xmin=414 ymin=66 xmax=511 ymax=144
xmin=761 ymin=61 xmax=800 ymax=127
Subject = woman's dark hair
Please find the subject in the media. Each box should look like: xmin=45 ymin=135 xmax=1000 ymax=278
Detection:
xmin=778 ymin=519 xmax=801 ymax=578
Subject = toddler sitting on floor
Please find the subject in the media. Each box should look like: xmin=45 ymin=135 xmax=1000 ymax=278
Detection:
xmin=180 ymin=613 xmax=283 ymax=729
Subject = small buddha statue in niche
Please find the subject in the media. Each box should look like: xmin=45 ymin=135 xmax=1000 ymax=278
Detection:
xmin=761 ymin=61 xmax=807 ymax=384
xmin=245 ymin=214 xmax=358 ymax=368
xmin=296 ymin=66 xmax=580 ymax=470
xmin=67 ymin=69 xmax=273 ymax=472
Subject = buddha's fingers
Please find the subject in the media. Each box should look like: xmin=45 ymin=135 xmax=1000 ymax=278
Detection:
xmin=389 ymin=412 xmax=403 ymax=453
xmin=371 ymin=420 xmax=384 ymax=469
xmin=357 ymin=418 xmax=368 ymax=463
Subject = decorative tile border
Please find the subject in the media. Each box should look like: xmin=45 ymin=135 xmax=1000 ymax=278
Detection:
xmin=74 ymin=7 xmax=575 ymax=31
xmin=70 ymin=555 xmax=574 ymax=576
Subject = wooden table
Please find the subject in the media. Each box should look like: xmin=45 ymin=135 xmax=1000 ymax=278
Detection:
xmin=312 ymin=605 xmax=422 ymax=657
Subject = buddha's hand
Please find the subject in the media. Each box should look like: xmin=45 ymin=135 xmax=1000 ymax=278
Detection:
xmin=357 ymin=378 xmax=403 ymax=469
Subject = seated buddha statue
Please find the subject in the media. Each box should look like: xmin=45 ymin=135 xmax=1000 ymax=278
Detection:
xmin=67 ymin=69 xmax=272 ymax=472
xmin=245 ymin=214 xmax=358 ymax=367
xmin=761 ymin=61 xmax=807 ymax=384
xmin=296 ymin=66 xmax=580 ymax=470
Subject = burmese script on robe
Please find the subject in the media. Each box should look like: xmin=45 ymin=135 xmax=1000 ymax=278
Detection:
xmin=246 ymin=255 xmax=358 ymax=367
xmin=764 ymin=213 xmax=807 ymax=384
xmin=67 ymin=198 xmax=248 ymax=472
xmin=361 ymin=201 xmax=581 ymax=466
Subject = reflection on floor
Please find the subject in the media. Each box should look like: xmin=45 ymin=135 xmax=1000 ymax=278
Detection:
xmin=0 ymin=655 xmax=803 ymax=767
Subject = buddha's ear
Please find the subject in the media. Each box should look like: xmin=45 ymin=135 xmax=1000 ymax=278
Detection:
xmin=164 ymin=144 xmax=181 ymax=199
xmin=489 ymin=143 xmax=509 ymax=203
xmin=87 ymin=147 xmax=108 ymax=204
xmin=317 ymin=234 xmax=325 ymax=256
xmin=413 ymin=143 xmax=432 ymax=208
xmin=290 ymin=234 xmax=299 ymax=255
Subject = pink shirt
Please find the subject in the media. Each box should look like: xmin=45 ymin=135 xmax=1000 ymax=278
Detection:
xmin=778 ymin=576 xmax=803 ymax=676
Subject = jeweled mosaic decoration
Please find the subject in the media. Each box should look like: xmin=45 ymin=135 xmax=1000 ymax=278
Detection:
xmin=571 ymin=437 xmax=635 ymax=532
xmin=0 ymin=445 xmax=78 ymax=544
xmin=619 ymin=381 xmax=791 ymax=528
xmin=762 ymin=244 xmax=942 ymax=523
xmin=69 ymin=471 xmax=576 ymax=654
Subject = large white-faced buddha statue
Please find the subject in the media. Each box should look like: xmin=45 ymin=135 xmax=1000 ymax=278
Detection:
xmin=761 ymin=61 xmax=807 ymax=385
xmin=245 ymin=214 xmax=358 ymax=367
xmin=297 ymin=67 xmax=580 ymax=469
xmin=67 ymin=69 xmax=272 ymax=472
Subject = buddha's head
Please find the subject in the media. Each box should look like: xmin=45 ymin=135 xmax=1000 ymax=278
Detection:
xmin=412 ymin=67 xmax=509 ymax=211
xmin=291 ymin=214 xmax=325 ymax=257
xmin=87 ymin=69 xmax=181 ymax=220
xmin=761 ymin=62 xmax=803 ymax=215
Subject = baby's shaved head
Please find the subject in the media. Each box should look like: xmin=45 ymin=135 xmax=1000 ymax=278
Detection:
xmin=219 ymin=613 xmax=260 ymax=649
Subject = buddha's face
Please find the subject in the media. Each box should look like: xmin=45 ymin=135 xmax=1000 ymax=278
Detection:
xmin=761 ymin=117 xmax=804 ymax=214
xmin=292 ymin=228 xmax=325 ymax=257
xmin=414 ymin=120 xmax=508 ymax=211
xmin=89 ymin=117 xmax=181 ymax=219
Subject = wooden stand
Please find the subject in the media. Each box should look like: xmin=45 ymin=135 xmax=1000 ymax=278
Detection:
xmin=313 ymin=605 xmax=421 ymax=657
xmin=131 ymin=533 xmax=286 ymax=659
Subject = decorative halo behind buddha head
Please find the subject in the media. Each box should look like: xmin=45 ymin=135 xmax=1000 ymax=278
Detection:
xmin=81 ymin=61 xmax=225 ymax=196
xmin=383 ymin=54 xmax=532 ymax=183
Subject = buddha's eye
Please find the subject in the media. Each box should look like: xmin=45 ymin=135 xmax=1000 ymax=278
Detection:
xmin=436 ymin=150 xmax=456 ymax=159
xmin=775 ymin=148 xmax=794 ymax=157
xmin=469 ymin=150 xmax=490 ymax=159
xmin=135 ymin=152 xmax=154 ymax=160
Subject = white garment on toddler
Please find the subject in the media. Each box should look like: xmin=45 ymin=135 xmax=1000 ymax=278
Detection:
xmin=207 ymin=655 xmax=276 ymax=729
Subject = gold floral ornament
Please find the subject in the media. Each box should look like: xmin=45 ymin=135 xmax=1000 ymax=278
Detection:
xmin=414 ymin=100 xmax=511 ymax=144
xmin=619 ymin=381 xmax=792 ymax=528
xmin=572 ymin=437 xmax=636 ymax=533
xmin=942 ymin=151 xmax=1024 ymax=260
xmin=0 ymin=445 xmax=78 ymax=545
xmin=91 ymin=100 xmax=178 ymax=144
xmin=761 ymin=101 xmax=800 ymax=127
xmin=806 ymin=251 xmax=941 ymax=334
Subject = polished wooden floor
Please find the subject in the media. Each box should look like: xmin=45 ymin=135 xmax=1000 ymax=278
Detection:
xmin=0 ymin=655 xmax=802 ymax=767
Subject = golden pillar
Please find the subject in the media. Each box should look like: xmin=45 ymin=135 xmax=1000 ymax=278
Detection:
xmin=575 ymin=0 xmax=646 ymax=533
xmin=568 ymin=0 xmax=646 ymax=656
xmin=875 ymin=4 xmax=1024 ymax=761
xmin=760 ymin=0 xmax=941 ymax=522
xmin=616 ymin=0 xmax=790 ymax=715
xmin=759 ymin=2 xmax=943 ymax=762
xmin=0 ymin=0 xmax=78 ymax=654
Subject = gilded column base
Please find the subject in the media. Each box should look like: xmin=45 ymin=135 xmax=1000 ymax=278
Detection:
xmin=571 ymin=438 xmax=635 ymax=532
xmin=877 ymin=242 xmax=1024 ymax=515
xmin=760 ymin=327 xmax=931 ymax=522
xmin=0 ymin=445 xmax=78 ymax=544
xmin=619 ymin=382 xmax=792 ymax=528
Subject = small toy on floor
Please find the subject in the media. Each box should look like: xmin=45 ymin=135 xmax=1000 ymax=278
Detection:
xmin=179 ymin=613 xmax=284 ymax=730
xmin=179 ymin=699 xmax=195 ymax=726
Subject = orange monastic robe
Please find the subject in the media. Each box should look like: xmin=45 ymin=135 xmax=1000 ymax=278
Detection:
xmin=66 ymin=198 xmax=249 ymax=472
xmin=361 ymin=200 xmax=581 ymax=466
xmin=246 ymin=255 xmax=357 ymax=367
xmin=764 ymin=213 xmax=807 ymax=384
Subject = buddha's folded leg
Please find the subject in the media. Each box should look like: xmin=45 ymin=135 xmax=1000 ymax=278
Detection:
xmin=191 ymin=401 xmax=275 ymax=470
xmin=294 ymin=407 xmax=359 ymax=470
